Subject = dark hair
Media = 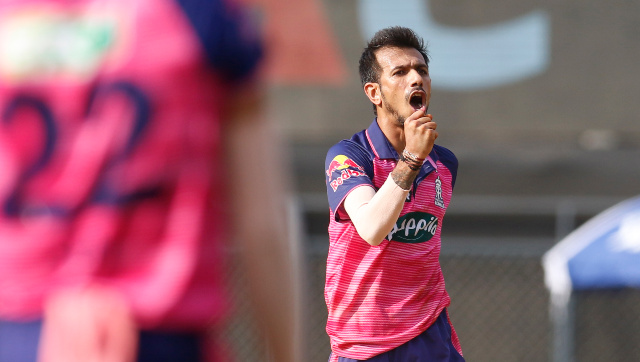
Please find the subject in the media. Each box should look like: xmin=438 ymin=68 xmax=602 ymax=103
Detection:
xmin=358 ymin=26 xmax=429 ymax=87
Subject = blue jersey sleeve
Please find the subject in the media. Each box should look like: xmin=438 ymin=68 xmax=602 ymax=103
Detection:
xmin=434 ymin=145 xmax=458 ymax=188
xmin=325 ymin=140 xmax=374 ymax=218
xmin=176 ymin=0 xmax=263 ymax=80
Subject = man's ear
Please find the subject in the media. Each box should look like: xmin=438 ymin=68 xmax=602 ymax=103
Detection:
xmin=364 ymin=82 xmax=382 ymax=107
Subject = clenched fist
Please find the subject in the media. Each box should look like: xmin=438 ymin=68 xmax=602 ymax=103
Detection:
xmin=403 ymin=106 xmax=438 ymax=159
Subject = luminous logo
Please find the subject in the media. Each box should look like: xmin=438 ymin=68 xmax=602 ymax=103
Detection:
xmin=326 ymin=154 xmax=366 ymax=191
xmin=388 ymin=212 xmax=438 ymax=243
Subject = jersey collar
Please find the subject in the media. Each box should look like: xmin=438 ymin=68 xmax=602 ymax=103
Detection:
xmin=365 ymin=118 xmax=440 ymax=166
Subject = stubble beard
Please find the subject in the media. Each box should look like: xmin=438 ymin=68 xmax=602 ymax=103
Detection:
xmin=380 ymin=89 xmax=406 ymax=125
xmin=380 ymin=88 xmax=429 ymax=126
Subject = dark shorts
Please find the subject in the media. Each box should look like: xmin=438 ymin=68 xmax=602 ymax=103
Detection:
xmin=331 ymin=309 xmax=465 ymax=362
xmin=0 ymin=319 xmax=204 ymax=362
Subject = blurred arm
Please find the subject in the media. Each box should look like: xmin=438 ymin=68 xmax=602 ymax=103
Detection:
xmin=223 ymin=81 xmax=302 ymax=362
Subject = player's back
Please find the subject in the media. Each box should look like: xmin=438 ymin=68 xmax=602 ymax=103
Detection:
xmin=0 ymin=0 xmax=261 ymax=329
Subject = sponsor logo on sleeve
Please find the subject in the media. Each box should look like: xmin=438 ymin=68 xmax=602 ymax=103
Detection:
xmin=326 ymin=154 xmax=366 ymax=191
xmin=387 ymin=212 xmax=439 ymax=243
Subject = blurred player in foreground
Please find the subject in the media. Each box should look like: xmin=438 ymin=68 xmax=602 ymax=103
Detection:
xmin=0 ymin=0 xmax=301 ymax=361
xmin=324 ymin=26 xmax=464 ymax=361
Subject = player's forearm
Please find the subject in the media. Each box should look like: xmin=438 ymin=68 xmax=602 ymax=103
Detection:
xmin=390 ymin=156 xmax=421 ymax=190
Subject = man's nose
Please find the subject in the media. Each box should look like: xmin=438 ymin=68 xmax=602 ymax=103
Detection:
xmin=409 ymin=69 xmax=423 ymax=87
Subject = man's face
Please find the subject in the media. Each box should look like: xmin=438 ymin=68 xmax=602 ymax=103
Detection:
xmin=375 ymin=46 xmax=431 ymax=124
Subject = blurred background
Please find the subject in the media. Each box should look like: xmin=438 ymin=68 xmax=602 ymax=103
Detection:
xmin=226 ymin=0 xmax=640 ymax=361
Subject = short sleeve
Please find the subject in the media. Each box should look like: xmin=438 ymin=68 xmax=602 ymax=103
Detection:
xmin=434 ymin=145 xmax=458 ymax=188
xmin=325 ymin=140 xmax=374 ymax=216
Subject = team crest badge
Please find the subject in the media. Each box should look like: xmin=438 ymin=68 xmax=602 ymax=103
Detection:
xmin=434 ymin=176 xmax=445 ymax=208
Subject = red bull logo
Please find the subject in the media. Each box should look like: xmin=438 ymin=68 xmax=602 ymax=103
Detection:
xmin=326 ymin=155 xmax=362 ymax=177
xmin=326 ymin=155 xmax=366 ymax=191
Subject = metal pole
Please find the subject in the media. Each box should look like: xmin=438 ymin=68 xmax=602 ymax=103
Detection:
xmin=550 ymin=291 xmax=575 ymax=362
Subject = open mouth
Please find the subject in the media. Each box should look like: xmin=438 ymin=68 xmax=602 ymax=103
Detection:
xmin=409 ymin=91 xmax=426 ymax=111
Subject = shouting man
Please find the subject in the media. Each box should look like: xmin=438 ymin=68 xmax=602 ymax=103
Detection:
xmin=324 ymin=26 xmax=465 ymax=362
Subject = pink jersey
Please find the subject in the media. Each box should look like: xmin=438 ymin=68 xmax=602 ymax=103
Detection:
xmin=0 ymin=0 xmax=261 ymax=330
xmin=325 ymin=120 xmax=462 ymax=359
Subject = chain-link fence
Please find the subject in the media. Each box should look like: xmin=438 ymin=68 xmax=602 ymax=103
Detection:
xmin=573 ymin=289 xmax=640 ymax=362
xmin=300 ymin=241 xmax=552 ymax=362
xmin=221 ymin=194 xmax=630 ymax=362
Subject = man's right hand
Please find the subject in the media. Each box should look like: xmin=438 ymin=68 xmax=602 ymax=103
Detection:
xmin=403 ymin=106 xmax=438 ymax=158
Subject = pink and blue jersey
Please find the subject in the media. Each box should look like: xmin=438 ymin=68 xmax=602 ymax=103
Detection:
xmin=0 ymin=0 xmax=261 ymax=330
xmin=325 ymin=119 xmax=462 ymax=360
